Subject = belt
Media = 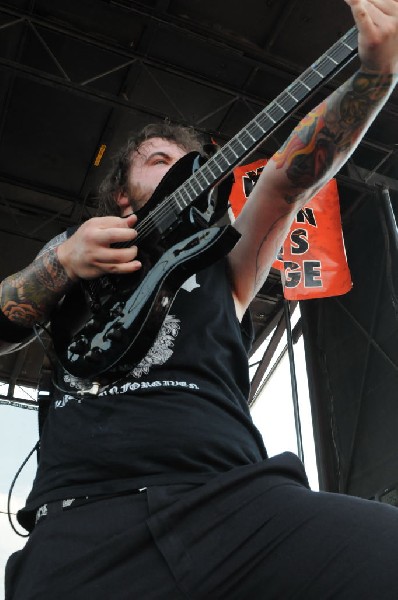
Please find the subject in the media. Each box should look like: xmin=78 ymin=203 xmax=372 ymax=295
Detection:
xmin=35 ymin=487 xmax=147 ymax=525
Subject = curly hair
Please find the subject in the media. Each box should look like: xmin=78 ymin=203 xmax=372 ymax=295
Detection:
xmin=97 ymin=122 xmax=205 ymax=216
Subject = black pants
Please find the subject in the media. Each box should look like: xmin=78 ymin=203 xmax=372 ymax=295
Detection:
xmin=6 ymin=453 xmax=398 ymax=599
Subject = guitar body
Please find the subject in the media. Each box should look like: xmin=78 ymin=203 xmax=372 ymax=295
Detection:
xmin=51 ymin=153 xmax=239 ymax=381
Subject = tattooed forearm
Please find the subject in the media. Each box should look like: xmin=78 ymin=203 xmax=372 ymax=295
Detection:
xmin=338 ymin=72 xmax=394 ymax=143
xmin=272 ymin=70 xmax=395 ymax=203
xmin=254 ymin=212 xmax=290 ymax=291
xmin=0 ymin=246 xmax=73 ymax=328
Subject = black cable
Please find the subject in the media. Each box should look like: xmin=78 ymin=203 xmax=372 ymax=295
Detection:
xmin=33 ymin=323 xmax=58 ymax=372
xmin=7 ymin=441 xmax=39 ymax=538
xmin=249 ymin=360 xmax=261 ymax=368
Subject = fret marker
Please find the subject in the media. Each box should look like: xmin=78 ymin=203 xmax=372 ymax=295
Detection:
xmin=200 ymin=170 xmax=211 ymax=185
xmin=275 ymin=101 xmax=287 ymax=113
xmin=211 ymin=160 xmax=223 ymax=174
xmin=174 ymin=192 xmax=184 ymax=211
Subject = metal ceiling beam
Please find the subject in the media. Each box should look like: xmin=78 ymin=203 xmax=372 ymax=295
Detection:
xmin=107 ymin=0 xmax=323 ymax=75
xmin=0 ymin=7 xmax=396 ymax=160
xmin=0 ymin=395 xmax=38 ymax=410
xmin=0 ymin=175 xmax=81 ymax=208
xmin=0 ymin=6 xmax=300 ymax=91
xmin=0 ymin=53 xmax=395 ymax=158
xmin=334 ymin=298 xmax=398 ymax=373
xmin=341 ymin=251 xmax=387 ymax=494
xmin=3 ymin=5 xmax=396 ymax=118
xmin=264 ymin=0 xmax=301 ymax=52
xmin=0 ymin=56 xmax=170 ymax=118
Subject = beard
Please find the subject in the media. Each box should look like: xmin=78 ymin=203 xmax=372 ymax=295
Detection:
xmin=126 ymin=180 xmax=155 ymax=212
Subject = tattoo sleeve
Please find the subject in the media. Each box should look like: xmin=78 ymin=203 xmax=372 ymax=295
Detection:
xmin=0 ymin=246 xmax=73 ymax=328
xmin=272 ymin=71 xmax=395 ymax=203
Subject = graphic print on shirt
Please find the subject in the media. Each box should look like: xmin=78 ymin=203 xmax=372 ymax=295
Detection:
xmin=127 ymin=313 xmax=181 ymax=378
xmin=127 ymin=274 xmax=199 ymax=378
xmin=60 ymin=274 xmax=200 ymax=399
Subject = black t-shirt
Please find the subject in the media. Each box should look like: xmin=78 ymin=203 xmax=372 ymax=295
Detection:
xmin=19 ymin=258 xmax=267 ymax=526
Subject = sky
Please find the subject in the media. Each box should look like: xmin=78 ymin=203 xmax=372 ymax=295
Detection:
xmin=0 ymin=311 xmax=317 ymax=598
xmin=1 ymin=400 xmax=38 ymax=599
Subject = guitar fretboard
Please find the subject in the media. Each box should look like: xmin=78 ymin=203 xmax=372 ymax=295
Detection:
xmin=166 ymin=26 xmax=358 ymax=218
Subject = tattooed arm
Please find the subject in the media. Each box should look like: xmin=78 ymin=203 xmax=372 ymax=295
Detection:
xmin=228 ymin=0 xmax=398 ymax=319
xmin=0 ymin=240 xmax=73 ymax=354
xmin=0 ymin=215 xmax=141 ymax=354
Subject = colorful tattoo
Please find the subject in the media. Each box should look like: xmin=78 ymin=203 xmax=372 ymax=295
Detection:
xmin=0 ymin=246 xmax=72 ymax=328
xmin=272 ymin=71 xmax=394 ymax=203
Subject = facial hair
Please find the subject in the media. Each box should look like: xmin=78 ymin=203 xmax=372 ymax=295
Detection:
xmin=126 ymin=180 xmax=153 ymax=212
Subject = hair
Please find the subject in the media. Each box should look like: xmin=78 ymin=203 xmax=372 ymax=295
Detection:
xmin=97 ymin=122 xmax=205 ymax=216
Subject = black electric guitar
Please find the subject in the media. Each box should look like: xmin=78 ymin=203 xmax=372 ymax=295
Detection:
xmin=51 ymin=26 xmax=358 ymax=384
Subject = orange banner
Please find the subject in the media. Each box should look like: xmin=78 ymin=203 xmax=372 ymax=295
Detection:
xmin=229 ymin=159 xmax=352 ymax=300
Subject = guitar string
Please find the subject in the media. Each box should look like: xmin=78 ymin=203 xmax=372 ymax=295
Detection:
xmin=87 ymin=31 xmax=356 ymax=301
xmin=86 ymin=32 xmax=356 ymax=301
xmin=122 ymin=28 xmax=357 ymax=245
xmin=111 ymin=35 xmax=352 ymax=247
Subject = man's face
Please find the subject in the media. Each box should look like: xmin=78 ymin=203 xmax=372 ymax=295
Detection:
xmin=117 ymin=137 xmax=188 ymax=216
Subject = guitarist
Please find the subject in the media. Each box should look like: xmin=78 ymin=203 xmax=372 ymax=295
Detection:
xmin=3 ymin=1 xmax=398 ymax=598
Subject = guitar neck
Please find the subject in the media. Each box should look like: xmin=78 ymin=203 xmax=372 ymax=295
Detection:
xmin=169 ymin=26 xmax=358 ymax=214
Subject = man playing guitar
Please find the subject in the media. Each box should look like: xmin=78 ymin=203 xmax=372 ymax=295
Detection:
xmin=2 ymin=1 xmax=398 ymax=597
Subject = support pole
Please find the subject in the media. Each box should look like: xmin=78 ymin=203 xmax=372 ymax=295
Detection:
xmin=378 ymin=185 xmax=398 ymax=253
xmin=283 ymin=299 xmax=305 ymax=463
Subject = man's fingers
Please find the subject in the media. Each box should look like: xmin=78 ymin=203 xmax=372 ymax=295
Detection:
xmin=95 ymin=246 xmax=139 ymax=265
xmin=95 ymin=214 xmax=137 ymax=226
xmin=345 ymin=0 xmax=398 ymax=27
xmin=345 ymin=0 xmax=376 ymax=34
xmin=108 ymin=260 xmax=143 ymax=274
xmin=124 ymin=213 xmax=138 ymax=226
xmin=344 ymin=0 xmax=398 ymax=71
xmin=96 ymin=227 xmax=138 ymax=245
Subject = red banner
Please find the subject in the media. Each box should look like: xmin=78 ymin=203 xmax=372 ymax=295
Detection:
xmin=229 ymin=159 xmax=352 ymax=300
